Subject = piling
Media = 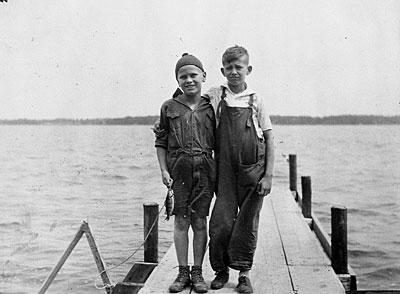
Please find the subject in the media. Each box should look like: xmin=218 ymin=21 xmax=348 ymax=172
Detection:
xmin=143 ymin=203 xmax=159 ymax=263
xmin=331 ymin=206 xmax=348 ymax=274
xmin=289 ymin=154 xmax=297 ymax=193
xmin=301 ymin=176 xmax=312 ymax=218
xmin=113 ymin=204 xmax=159 ymax=294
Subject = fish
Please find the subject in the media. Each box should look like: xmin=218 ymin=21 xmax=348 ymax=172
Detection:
xmin=164 ymin=187 xmax=174 ymax=221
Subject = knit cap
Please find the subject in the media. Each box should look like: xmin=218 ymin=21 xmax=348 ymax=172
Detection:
xmin=175 ymin=53 xmax=204 ymax=78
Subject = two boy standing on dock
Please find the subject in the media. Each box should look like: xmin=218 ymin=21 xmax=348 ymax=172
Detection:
xmin=155 ymin=46 xmax=275 ymax=293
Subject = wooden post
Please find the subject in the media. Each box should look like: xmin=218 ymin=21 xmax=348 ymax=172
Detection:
xmin=301 ymin=176 xmax=312 ymax=218
xmin=143 ymin=203 xmax=159 ymax=263
xmin=38 ymin=223 xmax=85 ymax=294
xmin=82 ymin=222 xmax=112 ymax=293
xmin=289 ymin=154 xmax=297 ymax=192
xmin=331 ymin=206 xmax=348 ymax=274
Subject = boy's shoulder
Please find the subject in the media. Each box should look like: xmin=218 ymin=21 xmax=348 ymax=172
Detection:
xmin=207 ymin=84 xmax=259 ymax=98
xmin=160 ymin=97 xmax=178 ymax=109
xmin=205 ymin=86 xmax=224 ymax=100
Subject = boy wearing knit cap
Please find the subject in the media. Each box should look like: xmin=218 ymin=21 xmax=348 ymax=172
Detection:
xmin=155 ymin=53 xmax=216 ymax=293
xmin=206 ymin=45 xmax=275 ymax=293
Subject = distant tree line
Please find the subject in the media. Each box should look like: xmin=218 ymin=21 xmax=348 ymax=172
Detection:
xmin=0 ymin=115 xmax=399 ymax=125
xmin=270 ymin=115 xmax=400 ymax=125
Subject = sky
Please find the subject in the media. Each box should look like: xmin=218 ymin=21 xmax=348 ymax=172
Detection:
xmin=0 ymin=0 xmax=399 ymax=119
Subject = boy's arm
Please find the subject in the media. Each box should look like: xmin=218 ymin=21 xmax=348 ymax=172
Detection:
xmin=258 ymin=129 xmax=275 ymax=196
xmin=156 ymin=147 xmax=173 ymax=187
xmin=155 ymin=103 xmax=172 ymax=187
xmin=204 ymin=86 xmax=222 ymax=115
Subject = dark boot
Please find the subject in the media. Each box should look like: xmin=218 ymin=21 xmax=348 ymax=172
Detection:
xmin=191 ymin=265 xmax=208 ymax=293
xmin=168 ymin=265 xmax=191 ymax=293
xmin=210 ymin=269 xmax=229 ymax=289
xmin=236 ymin=275 xmax=253 ymax=293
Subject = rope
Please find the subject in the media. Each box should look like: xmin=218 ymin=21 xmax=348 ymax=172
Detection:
xmin=93 ymin=202 xmax=166 ymax=291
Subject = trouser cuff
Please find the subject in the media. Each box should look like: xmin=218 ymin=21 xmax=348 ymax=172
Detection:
xmin=229 ymin=261 xmax=252 ymax=271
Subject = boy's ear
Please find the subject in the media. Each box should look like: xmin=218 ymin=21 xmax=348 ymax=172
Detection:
xmin=220 ymin=67 xmax=226 ymax=77
xmin=247 ymin=65 xmax=253 ymax=75
xmin=202 ymin=71 xmax=206 ymax=82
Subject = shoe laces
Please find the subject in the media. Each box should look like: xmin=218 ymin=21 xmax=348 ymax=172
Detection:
xmin=191 ymin=267 xmax=205 ymax=283
xmin=238 ymin=275 xmax=248 ymax=285
xmin=176 ymin=266 xmax=190 ymax=282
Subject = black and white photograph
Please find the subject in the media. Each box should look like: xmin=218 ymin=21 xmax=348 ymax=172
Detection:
xmin=1 ymin=1 xmax=399 ymax=293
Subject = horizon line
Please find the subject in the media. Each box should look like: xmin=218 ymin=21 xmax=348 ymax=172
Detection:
xmin=1 ymin=114 xmax=399 ymax=121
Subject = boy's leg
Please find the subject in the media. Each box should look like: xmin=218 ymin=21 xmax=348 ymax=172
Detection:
xmin=228 ymin=190 xmax=263 ymax=271
xmin=191 ymin=214 xmax=207 ymax=266
xmin=208 ymin=161 xmax=237 ymax=289
xmin=228 ymin=188 xmax=263 ymax=294
xmin=229 ymin=137 xmax=265 ymax=273
xmin=169 ymin=215 xmax=191 ymax=293
xmin=209 ymin=159 xmax=238 ymax=273
xmin=190 ymin=214 xmax=208 ymax=293
xmin=174 ymin=215 xmax=190 ymax=266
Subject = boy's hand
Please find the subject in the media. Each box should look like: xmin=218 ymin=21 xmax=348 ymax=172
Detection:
xmin=152 ymin=119 xmax=168 ymax=138
xmin=257 ymin=175 xmax=272 ymax=197
xmin=161 ymin=170 xmax=173 ymax=187
xmin=152 ymin=119 xmax=160 ymax=131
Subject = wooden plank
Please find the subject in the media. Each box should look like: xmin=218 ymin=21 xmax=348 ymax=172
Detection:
xmin=123 ymin=262 xmax=158 ymax=283
xmin=272 ymin=187 xmax=303 ymax=213
xmin=355 ymin=291 xmax=400 ymax=294
xmin=270 ymin=189 xmax=346 ymax=293
xmin=271 ymin=190 xmax=331 ymax=266
xmin=252 ymin=197 xmax=294 ymax=294
xmin=114 ymin=262 xmax=158 ymax=294
xmin=312 ymin=212 xmax=358 ymax=290
xmin=112 ymin=282 xmax=144 ymax=294
xmin=312 ymin=212 xmax=332 ymax=258
xmin=289 ymin=265 xmax=346 ymax=294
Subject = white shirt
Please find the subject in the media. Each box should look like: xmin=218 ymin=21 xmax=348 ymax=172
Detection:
xmin=206 ymin=84 xmax=272 ymax=138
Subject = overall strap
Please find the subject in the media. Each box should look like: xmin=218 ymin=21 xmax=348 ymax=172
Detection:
xmin=221 ymin=87 xmax=227 ymax=99
xmin=216 ymin=87 xmax=227 ymax=121
xmin=248 ymin=93 xmax=255 ymax=107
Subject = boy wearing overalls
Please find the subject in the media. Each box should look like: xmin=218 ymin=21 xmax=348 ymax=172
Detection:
xmin=155 ymin=54 xmax=216 ymax=293
xmin=206 ymin=46 xmax=275 ymax=293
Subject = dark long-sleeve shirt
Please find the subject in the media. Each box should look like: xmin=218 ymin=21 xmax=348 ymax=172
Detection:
xmin=155 ymin=95 xmax=216 ymax=160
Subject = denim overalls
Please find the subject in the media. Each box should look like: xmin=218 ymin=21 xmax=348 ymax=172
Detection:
xmin=209 ymin=89 xmax=265 ymax=271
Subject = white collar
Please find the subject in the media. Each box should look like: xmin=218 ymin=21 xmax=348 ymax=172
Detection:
xmin=221 ymin=83 xmax=256 ymax=97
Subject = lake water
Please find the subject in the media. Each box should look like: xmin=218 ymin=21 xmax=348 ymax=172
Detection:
xmin=0 ymin=125 xmax=398 ymax=293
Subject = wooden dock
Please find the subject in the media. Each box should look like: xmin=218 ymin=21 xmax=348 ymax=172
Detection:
xmin=39 ymin=153 xmax=400 ymax=294
xmin=138 ymin=186 xmax=345 ymax=294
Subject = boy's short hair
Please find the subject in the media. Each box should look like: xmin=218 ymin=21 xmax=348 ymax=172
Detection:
xmin=222 ymin=45 xmax=249 ymax=65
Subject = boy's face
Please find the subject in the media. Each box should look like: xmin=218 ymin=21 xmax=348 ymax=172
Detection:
xmin=221 ymin=55 xmax=252 ymax=87
xmin=177 ymin=65 xmax=206 ymax=97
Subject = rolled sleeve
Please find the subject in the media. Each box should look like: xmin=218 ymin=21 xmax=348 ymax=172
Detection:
xmin=257 ymin=95 xmax=273 ymax=131
xmin=154 ymin=104 xmax=169 ymax=149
